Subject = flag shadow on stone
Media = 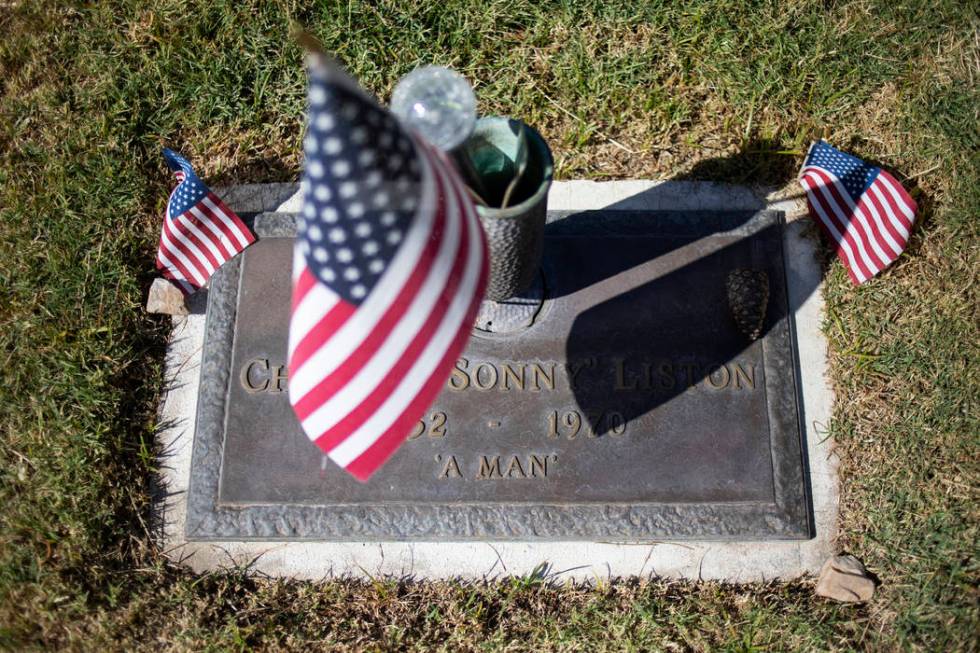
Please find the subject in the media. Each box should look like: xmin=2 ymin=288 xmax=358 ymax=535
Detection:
xmin=560 ymin=215 xmax=817 ymax=446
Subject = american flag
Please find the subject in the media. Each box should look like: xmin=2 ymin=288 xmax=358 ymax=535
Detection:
xmin=288 ymin=54 xmax=488 ymax=481
xmin=156 ymin=149 xmax=255 ymax=295
xmin=799 ymin=141 xmax=917 ymax=285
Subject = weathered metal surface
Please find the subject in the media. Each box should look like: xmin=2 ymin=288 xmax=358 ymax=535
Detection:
xmin=185 ymin=210 xmax=810 ymax=541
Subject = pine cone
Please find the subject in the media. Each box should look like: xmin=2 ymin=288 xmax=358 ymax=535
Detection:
xmin=726 ymin=269 xmax=770 ymax=341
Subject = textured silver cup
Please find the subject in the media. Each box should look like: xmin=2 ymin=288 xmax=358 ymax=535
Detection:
xmin=462 ymin=117 xmax=554 ymax=301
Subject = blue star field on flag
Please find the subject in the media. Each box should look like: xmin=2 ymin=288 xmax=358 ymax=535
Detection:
xmin=156 ymin=149 xmax=255 ymax=295
xmin=297 ymin=75 xmax=422 ymax=304
xmin=799 ymin=141 xmax=917 ymax=284
xmin=805 ymin=141 xmax=879 ymax=203
xmin=287 ymin=53 xmax=488 ymax=480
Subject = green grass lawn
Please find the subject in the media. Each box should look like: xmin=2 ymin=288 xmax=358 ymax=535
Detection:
xmin=1 ymin=0 xmax=977 ymax=649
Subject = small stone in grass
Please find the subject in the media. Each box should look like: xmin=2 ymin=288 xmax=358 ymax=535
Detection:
xmin=146 ymin=278 xmax=189 ymax=316
xmin=815 ymin=554 xmax=876 ymax=602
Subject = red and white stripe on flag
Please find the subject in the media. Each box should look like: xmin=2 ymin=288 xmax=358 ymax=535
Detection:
xmin=287 ymin=141 xmax=488 ymax=481
xmin=798 ymin=143 xmax=917 ymax=285
xmin=155 ymin=152 xmax=255 ymax=295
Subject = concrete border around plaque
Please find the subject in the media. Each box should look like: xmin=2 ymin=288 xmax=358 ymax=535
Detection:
xmin=154 ymin=180 xmax=838 ymax=581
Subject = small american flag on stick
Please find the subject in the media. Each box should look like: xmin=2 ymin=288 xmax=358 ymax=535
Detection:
xmin=799 ymin=141 xmax=917 ymax=285
xmin=288 ymin=52 xmax=488 ymax=480
xmin=156 ymin=149 xmax=255 ymax=295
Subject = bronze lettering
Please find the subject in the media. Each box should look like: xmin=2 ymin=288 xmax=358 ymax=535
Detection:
xmin=529 ymin=363 xmax=556 ymax=391
xmin=241 ymin=358 xmax=270 ymax=393
xmin=641 ymin=361 xmax=655 ymax=390
xmin=548 ymin=410 xmax=631 ymax=439
xmin=272 ymin=364 xmax=288 ymax=393
xmin=477 ymin=454 xmax=554 ymax=479
xmin=505 ymin=456 xmax=527 ymax=478
xmin=240 ymin=359 xmax=288 ymax=394
xmin=408 ymin=413 xmax=449 ymax=440
xmin=584 ymin=412 xmax=599 ymax=437
xmin=679 ymin=362 xmax=699 ymax=388
xmin=562 ymin=411 xmax=582 ymax=439
xmin=546 ymin=411 xmax=559 ymax=438
xmin=448 ymin=358 xmax=470 ymax=391
xmin=529 ymin=454 xmax=549 ymax=477
xmin=564 ymin=358 xmax=594 ymax=390
xmin=705 ymin=364 xmax=731 ymax=389
xmin=473 ymin=362 xmax=498 ymax=390
xmin=613 ymin=358 xmax=638 ymax=391
xmin=477 ymin=455 xmax=502 ymax=479
xmin=439 ymin=357 xmax=752 ymax=396
xmin=438 ymin=455 xmax=463 ymax=479
xmin=501 ymin=363 xmax=525 ymax=391
xmin=734 ymin=363 xmax=756 ymax=389
xmin=407 ymin=419 xmax=425 ymax=440
xmin=428 ymin=412 xmax=447 ymax=438
xmin=608 ymin=411 xmax=627 ymax=435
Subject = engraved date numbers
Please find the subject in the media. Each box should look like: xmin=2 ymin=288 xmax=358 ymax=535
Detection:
xmin=546 ymin=409 xmax=627 ymax=438
xmin=408 ymin=412 xmax=448 ymax=440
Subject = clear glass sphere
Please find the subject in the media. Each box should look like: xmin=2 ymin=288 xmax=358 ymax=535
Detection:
xmin=390 ymin=65 xmax=477 ymax=152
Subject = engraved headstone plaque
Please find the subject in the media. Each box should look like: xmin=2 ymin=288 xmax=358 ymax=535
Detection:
xmin=186 ymin=210 xmax=810 ymax=541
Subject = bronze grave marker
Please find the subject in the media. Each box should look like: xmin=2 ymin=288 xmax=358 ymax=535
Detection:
xmin=186 ymin=210 xmax=810 ymax=540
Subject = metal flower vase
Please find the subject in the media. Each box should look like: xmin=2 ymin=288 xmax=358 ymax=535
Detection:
xmin=461 ymin=117 xmax=554 ymax=302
